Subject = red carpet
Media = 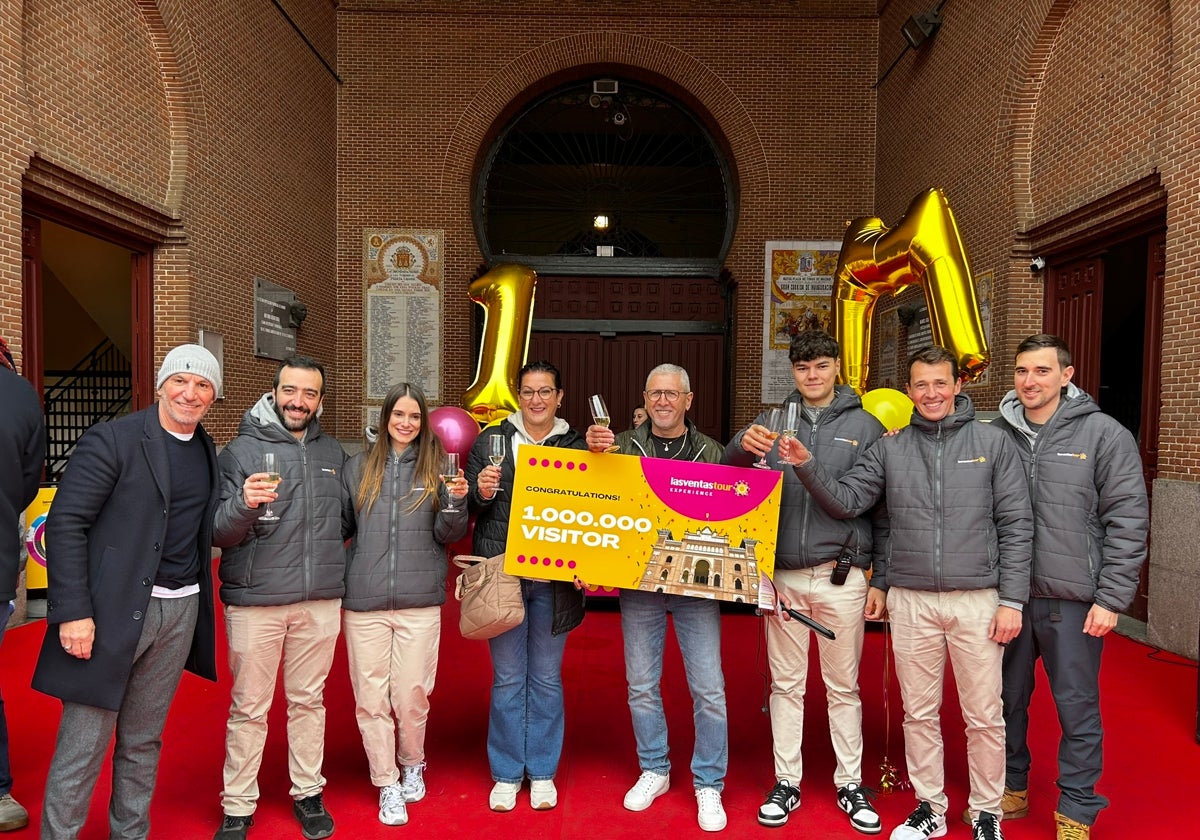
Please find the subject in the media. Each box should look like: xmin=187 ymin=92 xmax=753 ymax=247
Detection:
xmin=1 ymin=587 xmax=1196 ymax=838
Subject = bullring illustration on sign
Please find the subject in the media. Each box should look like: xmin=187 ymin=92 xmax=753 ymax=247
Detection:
xmin=638 ymin=526 xmax=762 ymax=604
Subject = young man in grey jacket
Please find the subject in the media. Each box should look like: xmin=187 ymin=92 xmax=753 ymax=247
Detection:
xmin=212 ymin=356 xmax=353 ymax=840
xmin=991 ymin=334 xmax=1147 ymax=840
xmin=725 ymin=330 xmax=885 ymax=834
xmin=781 ymin=346 xmax=1032 ymax=840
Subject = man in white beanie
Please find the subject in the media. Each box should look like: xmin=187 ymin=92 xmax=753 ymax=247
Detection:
xmin=33 ymin=343 xmax=222 ymax=840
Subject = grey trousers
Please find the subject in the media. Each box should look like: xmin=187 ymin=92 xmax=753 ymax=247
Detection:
xmin=41 ymin=595 xmax=199 ymax=840
xmin=1002 ymin=597 xmax=1108 ymax=825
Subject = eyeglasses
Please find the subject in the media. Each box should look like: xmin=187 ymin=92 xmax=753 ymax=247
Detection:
xmin=518 ymin=387 xmax=559 ymax=401
xmin=645 ymin=389 xmax=686 ymax=402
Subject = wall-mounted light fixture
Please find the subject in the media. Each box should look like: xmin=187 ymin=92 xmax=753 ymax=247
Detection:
xmin=593 ymin=214 xmax=610 ymax=230
xmin=875 ymin=1 xmax=949 ymax=89
xmin=901 ymin=9 xmax=943 ymax=50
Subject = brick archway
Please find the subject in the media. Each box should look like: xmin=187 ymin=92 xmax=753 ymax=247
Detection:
xmin=439 ymin=31 xmax=770 ymax=215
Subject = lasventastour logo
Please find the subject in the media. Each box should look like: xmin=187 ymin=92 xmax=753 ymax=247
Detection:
xmin=642 ymin=459 xmax=778 ymax=521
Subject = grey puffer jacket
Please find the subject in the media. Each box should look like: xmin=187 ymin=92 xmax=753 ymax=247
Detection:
xmin=342 ymin=447 xmax=468 ymax=612
xmin=724 ymin=386 xmax=888 ymax=573
xmin=993 ymin=384 xmax=1147 ymax=611
xmin=465 ymin=414 xmax=586 ymax=636
xmin=795 ymin=394 xmax=1032 ymax=605
xmin=214 ymin=394 xmax=352 ymax=606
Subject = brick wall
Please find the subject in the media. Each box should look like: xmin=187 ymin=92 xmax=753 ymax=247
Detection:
xmin=0 ymin=0 xmax=339 ymax=442
xmin=336 ymin=0 xmax=879 ymax=438
xmin=875 ymin=0 xmax=1191 ymax=476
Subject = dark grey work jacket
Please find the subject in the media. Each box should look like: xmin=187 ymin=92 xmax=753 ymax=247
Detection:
xmin=795 ymin=394 xmax=1033 ymax=606
xmin=214 ymin=394 xmax=352 ymax=607
xmin=993 ymin=385 xmax=1147 ymax=611
xmin=342 ymin=446 xmax=468 ymax=612
xmin=724 ymin=386 xmax=889 ymax=574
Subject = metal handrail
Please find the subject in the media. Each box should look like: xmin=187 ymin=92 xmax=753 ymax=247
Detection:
xmin=43 ymin=339 xmax=132 ymax=479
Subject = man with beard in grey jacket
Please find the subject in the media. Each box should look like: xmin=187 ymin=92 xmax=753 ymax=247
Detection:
xmin=990 ymin=334 xmax=1147 ymax=840
xmin=725 ymin=330 xmax=885 ymax=834
xmin=781 ymin=346 xmax=1032 ymax=840
xmin=212 ymin=356 xmax=352 ymax=840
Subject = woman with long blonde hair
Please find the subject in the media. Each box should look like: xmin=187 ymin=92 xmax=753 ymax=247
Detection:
xmin=342 ymin=382 xmax=468 ymax=827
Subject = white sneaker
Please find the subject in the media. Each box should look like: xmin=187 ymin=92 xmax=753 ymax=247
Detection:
xmin=489 ymin=781 xmax=520 ymax=812
xmin=890 ymin=802 xmax=948 ymax=840
xmin=530 ymin=779 xmax=558 ymax=810
xmin=378 ymin=782 xmax=408 ymax=826
xmin=695 ymin=787 xmax=727 ymax=832
xmin=623 ymin=771 xmax=670 ymax=811
xmin=400 ymin=762 xmax=426 ymax=803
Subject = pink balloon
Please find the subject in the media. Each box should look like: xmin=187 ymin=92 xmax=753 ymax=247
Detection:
xmin=429 ymin=406 xmax=480 ymax=462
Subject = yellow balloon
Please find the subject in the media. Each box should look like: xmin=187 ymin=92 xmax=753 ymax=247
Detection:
xmin=861 ymin=388 xmax=914 ymax=431
xmin=832 ymin=188 xmax=989 ymax=392
xmin=463 ymin=264 xmax=537 ymax=424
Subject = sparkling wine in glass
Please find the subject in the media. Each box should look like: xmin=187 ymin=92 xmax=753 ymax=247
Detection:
xmin=260 ymin=452 xmax=281 ymax=521
xmin=754 ymin=408 xmax=782 ymax=469
xmin=780 ymin=403 xmax=800 ymax=440
xmin=488 ymin=435 xmax=506 ymax=494
xmin=589 ymin=394 xmax=620 ymax=452
xmin=440 ymin=452 xmax=459 ymax=485
xmin=489 ymin=435 xmax=506 ymax=467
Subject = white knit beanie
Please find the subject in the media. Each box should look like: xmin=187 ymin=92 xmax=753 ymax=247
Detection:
xmin=156 ymin=344 xmax=222 ymax=393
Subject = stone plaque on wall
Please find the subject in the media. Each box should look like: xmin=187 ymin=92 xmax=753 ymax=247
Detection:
xmin=363 ymin=229 xmax=444 ymax=401
xmin=253 ymin=277 xmax=297 ymax=361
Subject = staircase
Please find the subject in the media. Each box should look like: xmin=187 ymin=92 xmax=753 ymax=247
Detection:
xmin=44 ymin=339 xmax=132 ymax=479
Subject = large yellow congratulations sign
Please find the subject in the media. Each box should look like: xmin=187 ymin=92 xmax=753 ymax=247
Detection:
xmin=505 ymin=448 xmax=782 ymax=606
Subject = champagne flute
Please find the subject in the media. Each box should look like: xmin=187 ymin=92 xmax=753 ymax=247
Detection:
xmin=260 ymin=452 xmax=281 ymax=521
xmin=488 ymin=435 xmax=506 ymax=494
xmin=441 ymin=452 xmax=460 ymax=483
xmin=753 ymin=408 xmax=782 ymax=469
xmin=589 ymin=394 xmax=620 ymax=452
xmin=780 ymin=403 xmax=800 ymax=441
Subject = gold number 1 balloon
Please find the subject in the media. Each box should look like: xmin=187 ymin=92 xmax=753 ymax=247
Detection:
xmin=832 ymin=188 xmax=989 ymax=392
xmin=463 ymin=263 xmax=537 ymax=424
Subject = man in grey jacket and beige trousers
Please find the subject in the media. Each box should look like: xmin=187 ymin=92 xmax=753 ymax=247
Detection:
xmin=212 ymin=356 xmax=352 ymax=840
xmin=992 ymin=334 xmax=1147 ymax=840
xmin=782 ymin=346 xmax=1032 ymax=840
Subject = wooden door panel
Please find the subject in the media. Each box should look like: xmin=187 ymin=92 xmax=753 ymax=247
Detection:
xmin=21 ymin=215 xmax=44 ymax=394
xmin=662 ymin=333 xmax=724 ymax=439
xmin=528 ymin=331 xmax=725 ymax=441
xmin=1045 ymin=257 xmax=1103 ymax=397
xmin=1139 ymin=231 xmax=1164 ymax=490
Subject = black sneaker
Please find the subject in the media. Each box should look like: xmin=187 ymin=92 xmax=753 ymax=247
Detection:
xmin=292 ymin=794 xmax=334 ymax=840
xmin=972 ymin=812 xmax=1003 ymax=840
xmin=757 ymin=780 xmax=800 ymax=827
xmin=213 ymin=814 xmax=253 ymax=840
xmin=837 ymin=783 xmax=882 ymax=834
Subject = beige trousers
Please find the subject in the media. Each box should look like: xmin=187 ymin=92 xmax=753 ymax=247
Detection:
xmin=220 ymin=599 xmax=342 ymax=816
xmin=766 ymin=562 xmax=868 ymax=788
xmin=886 ymin=587 xmax=1004 ymax=817
xmin=343 ymin=606 xmax=441 ymax=787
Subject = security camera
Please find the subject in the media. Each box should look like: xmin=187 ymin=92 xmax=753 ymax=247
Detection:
xmin=612 ymin=110 xmax=627 ymax=126
xmin=1030 ymin=256 xmax=1046 ymax=271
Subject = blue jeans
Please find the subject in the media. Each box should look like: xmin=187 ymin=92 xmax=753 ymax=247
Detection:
xmin=619 ymin=589 xmax=727 ymax=790
xmin=487 ymin=579 xmax=567 ymax=783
